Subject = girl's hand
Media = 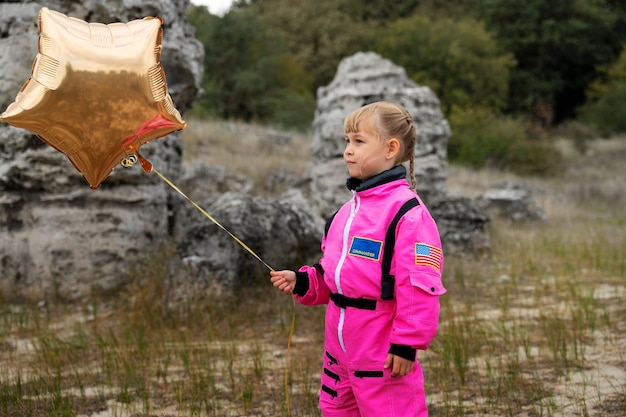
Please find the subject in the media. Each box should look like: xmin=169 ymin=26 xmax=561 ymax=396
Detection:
xmin=384 ymin=353 xmax=414 ymax=377
xmin=270 ymin=270 xmax=296 ymax=295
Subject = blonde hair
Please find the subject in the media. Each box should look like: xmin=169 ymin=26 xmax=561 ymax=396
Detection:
xmin=344 ymin=101 xmax=417 ymax=190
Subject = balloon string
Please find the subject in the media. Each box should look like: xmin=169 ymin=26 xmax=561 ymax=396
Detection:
xmin=152 ymin=167 xmax=294 ymax=417
xmin=152 ymin=168 xmax=273 ymax=271
xmin=285 ymin=294 xmax=296 ymax=416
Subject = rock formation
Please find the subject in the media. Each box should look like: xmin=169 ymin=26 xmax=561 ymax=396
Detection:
xmin=167 ymin=192 xmax=325 ymax=304
xmin=477 ymin=182 xmax=546 ymax=222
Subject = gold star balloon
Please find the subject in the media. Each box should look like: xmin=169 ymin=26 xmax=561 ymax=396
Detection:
xmin=1 ymin=7 xmax=186 ymax=189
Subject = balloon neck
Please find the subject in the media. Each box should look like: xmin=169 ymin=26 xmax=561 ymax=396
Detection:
xmin=137 ymin=153 xmax=153 ymax=173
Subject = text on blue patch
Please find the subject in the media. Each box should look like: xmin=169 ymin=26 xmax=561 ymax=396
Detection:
xmin=349 ymin=237 xmax=383 ymax=261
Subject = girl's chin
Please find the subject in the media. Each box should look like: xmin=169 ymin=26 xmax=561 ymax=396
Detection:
xmin=347 ymin=169 xmax=361 ymax=179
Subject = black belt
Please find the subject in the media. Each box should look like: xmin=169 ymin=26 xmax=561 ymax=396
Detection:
xmin=330 ymin=292 xmax=377 ymax=310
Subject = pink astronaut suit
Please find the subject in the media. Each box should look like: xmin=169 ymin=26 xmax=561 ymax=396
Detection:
xmin=292 ymin=165 xmax=446 ymax=417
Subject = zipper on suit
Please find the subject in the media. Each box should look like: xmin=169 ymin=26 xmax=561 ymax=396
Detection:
xmin=334 ymin=190 xmax=359 ymax=353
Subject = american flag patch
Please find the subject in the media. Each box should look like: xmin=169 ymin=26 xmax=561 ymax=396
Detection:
xmin=415 ymin=243 xmax=442 ymax=271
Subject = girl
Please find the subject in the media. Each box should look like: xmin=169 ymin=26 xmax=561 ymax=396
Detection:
xmin=271 ymin=101 xmax=446 ymax=417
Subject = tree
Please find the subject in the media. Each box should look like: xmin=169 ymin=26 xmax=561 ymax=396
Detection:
xmin=479 ymin=0 xmax=626 ymax=123
xmin=257 ymin=0 xmax=373 ymax=89
xmin=413 ymin=0 xmax=483 ymax=20
xmin=186 ymin=5 xmax=314 ymax=128
xmin=186 ymin=5 xmax=224 ymax=117
xmin=336 ymin=0 xmax=421 ymax=23
xmin=374 ymin=15 xmax=515 ymax=115
xmin=580 ymin=44 xmax=626 ymax=135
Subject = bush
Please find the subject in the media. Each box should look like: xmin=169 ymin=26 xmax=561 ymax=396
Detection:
xmin=267 ymin=90 xmax=316 ymax=132
xmin=579 ymin=84 xmax=626 ymax=137
xmin=555 ymin=120 xmax=598 ymax=154
xmin=505 ymin=139 xmax=562 ymax=176
xmin=449 ymin=107 xmax=562 ymax=176
xmin=448 ymin=107 xmax=523 ymax=168
xmin=579 ymin=45 xmax=626 ymax=137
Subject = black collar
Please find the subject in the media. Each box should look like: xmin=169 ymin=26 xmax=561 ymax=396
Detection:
xmin=346 ymin=165 xmax=406 ymax=192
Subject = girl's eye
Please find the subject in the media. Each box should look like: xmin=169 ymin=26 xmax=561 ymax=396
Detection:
xmin=344 ymin=136 xmax=363 ymax=144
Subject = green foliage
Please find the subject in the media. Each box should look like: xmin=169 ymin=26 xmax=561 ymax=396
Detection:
xmin=186 ymin=5 xmax=314 ymax=129
xmin=374 ymin=15 xmax=515 ymax=115
xmin=587 ymin=45 xmax=626 ymax=101
xmin=448 ymin=107 xmax=522 ymax=168
xmin=336 ymin=0 xmax=420 ymax=23
xmin=266 ymin=90 xmax=316 ymax=132
xmin=258 ymin=0 xmax=372 ymax=88
xmin=449 ymin=107 xmax=561 ymax=175
xmin=579 ymin=84 xmax=626 ymax=137
xmin=505 ymin=138 xmax=563 ymax=176
xmin=479 ymin=0 xmax=626 ymax=121
xmin=579 ymin=45 xmax=626 ymax=136
xmin=413 ymin=0 xmax=483 ymax=20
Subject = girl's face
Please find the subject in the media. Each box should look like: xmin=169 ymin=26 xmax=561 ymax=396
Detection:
xmin=343 ymin=117 xmax=396 ymax=181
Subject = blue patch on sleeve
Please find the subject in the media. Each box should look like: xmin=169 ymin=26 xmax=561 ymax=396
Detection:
xmin=349 ymin=237 xmax=382 ymax=261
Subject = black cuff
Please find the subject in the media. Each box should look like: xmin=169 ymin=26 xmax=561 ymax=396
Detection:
xmin=293 ymin=271 xmax=309 ymax=296
xmin=389 ymin=344 xmax=416 ymax=361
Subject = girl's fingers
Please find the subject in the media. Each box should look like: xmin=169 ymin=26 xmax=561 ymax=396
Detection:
xmin=270 ymin=270 xmax=294 ymax=294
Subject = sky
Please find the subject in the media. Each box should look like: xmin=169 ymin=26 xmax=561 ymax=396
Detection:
xmin=191 ymin=0 xmax=235 ymax=16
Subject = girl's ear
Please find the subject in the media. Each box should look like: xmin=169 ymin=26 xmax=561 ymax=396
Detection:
xmin=386 ymin=138 xmax=400 ymax=160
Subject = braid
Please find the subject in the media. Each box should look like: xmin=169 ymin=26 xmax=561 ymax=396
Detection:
xmin=400 ymin=108 xmax=418 ymax=193
xmin=409 ymin=148 xmax=417 ymax=192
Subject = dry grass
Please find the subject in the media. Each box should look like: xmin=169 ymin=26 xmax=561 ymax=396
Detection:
xmin=0 ymin=120 xmax=624 ymax=416
xmin=180 ymin=118 xmax=312 ymax=195
xmin=436 ymin=135 xmax=626 ymax=416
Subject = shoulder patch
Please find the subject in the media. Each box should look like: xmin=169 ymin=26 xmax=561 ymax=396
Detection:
xmin=349 ymin=237 xmax=382 ymax=261
xmin=415 ymin=243 xmax=442 ymax=271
